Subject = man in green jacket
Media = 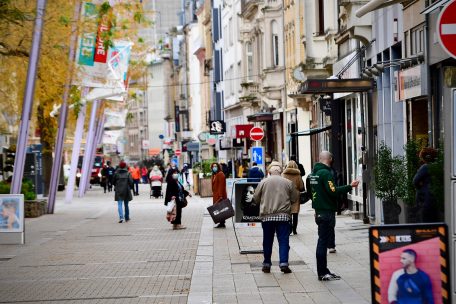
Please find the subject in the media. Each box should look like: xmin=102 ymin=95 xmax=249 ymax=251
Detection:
xmin=310 ymin=151 xmax=359 ymax=281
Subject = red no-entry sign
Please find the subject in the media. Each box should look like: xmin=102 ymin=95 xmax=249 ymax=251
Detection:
xmin=250 ymin=127 xmax=264 ymax=141
xmin=438 ymin=0 xmax=456 ymax=59
xmin=175 ymin=149 xmax=181 ymax=156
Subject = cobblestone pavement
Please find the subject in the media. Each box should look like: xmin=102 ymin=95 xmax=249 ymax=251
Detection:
xmin=0 ymin=183 xmax=371 ymax=303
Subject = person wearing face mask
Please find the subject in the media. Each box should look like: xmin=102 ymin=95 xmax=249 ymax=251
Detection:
xmin=211 ymin=162 xmax=227 ymax=228
xmin=164 ymin=168 xmax=190 ymax=230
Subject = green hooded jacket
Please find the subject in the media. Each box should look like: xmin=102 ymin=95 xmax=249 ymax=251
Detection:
xmin=309 ymin=163 xmax=352 ymax=213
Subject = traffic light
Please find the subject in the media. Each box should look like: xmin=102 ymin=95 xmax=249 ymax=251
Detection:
xmin=4 ymin=147 xmax=15 ymax=173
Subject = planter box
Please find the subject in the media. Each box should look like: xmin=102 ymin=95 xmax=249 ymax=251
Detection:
xmin=192 ymin=173 xmax=200 ymax=195
xmin=24 ymin=200 xmax=47 ymax=218
xmin=199 ymin=178 xmax=213 ymax=198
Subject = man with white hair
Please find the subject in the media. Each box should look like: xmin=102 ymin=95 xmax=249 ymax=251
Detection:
xmin=253 ymin=161 xmax=299 ymax=274
xmin=309 ymin=151 xmax=359 ymax=281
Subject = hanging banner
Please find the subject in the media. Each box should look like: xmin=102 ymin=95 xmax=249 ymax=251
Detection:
xmin=103 ymin=109 xmax=127 ymax=130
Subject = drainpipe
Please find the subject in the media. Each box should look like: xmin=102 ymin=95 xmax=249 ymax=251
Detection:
xmin=425 ymin=13 xmax=433 ymax=147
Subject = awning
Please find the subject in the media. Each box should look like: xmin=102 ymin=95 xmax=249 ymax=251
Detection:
xmin=300 ymin=78 xmax=374 ymax=94
xmin=356 ymin=0 xmax=406 ymax=18
xmin=290 ymin=125 xmax=332 ymax=137
xmin=247 ymin=112 xmax=273 ymax=122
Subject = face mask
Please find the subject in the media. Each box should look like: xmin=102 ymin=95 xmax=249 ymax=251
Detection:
xmin=172 ymin=174 xmax=179 ymax=180
xmin=212 ymin=167 xmax=218 ymax=173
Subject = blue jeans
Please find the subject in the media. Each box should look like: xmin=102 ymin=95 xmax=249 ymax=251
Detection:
xmin=117 ymin=200 xmax=130 ymax=220
xmin=315 ymin=212 xmax=336 ymax=277
xmin=261 ymin=221 xmax=290 ymax=267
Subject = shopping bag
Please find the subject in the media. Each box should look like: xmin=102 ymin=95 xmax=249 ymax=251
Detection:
xmin=166 ymin=199 xmax=176 ymax=213
xmin=166 ymin=199 xmax=176 ymax=222
xmin=206 ymin=199 xmax=234 ymax=224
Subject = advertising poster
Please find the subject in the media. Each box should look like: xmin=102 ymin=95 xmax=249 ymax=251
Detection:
xmin=234 ymin=182 xmax=260 ymax=225
xmin=0 ymin=195 xmax=24 ymax=233
xmin=369 ymin=224 xmax=450 ymax=304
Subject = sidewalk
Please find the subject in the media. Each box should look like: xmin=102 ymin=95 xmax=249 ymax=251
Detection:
xmin=0 ymin=184 xmax=371 ymax=303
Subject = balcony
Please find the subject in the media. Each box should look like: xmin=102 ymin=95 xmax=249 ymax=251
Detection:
xmin=239 ymin=82 xmax=260 ymax=107
xmin=240 ymin=0 xmax=262 ymax=19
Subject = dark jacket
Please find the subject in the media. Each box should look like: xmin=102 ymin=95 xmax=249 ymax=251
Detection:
xmin=113 ymin=168 xmax=133 ymax=201
xmin=164 ymin=179 xmax=189 ymax=206
xmin=310 ymin=163 xmax=351 ymax=213
xmin=247 ymin=166 xmax=264 ymax=181
xmin=413 ymin=164 xmax=433 ymax=208
xmin=297 ymin=163 xmax=305 ymax=177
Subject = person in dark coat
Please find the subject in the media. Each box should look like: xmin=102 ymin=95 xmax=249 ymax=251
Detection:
xmin=164 ymin=168 xmax=190 ymax=230
xmin=413 ymin=147 xmax=438 ymax=223
xmin=247 ymin=162 xmax=264 ymax=182
xmin=113 ymin=161 xmax=134 ymax=223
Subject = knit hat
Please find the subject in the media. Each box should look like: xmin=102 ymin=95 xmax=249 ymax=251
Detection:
xmin=119 ymin=161 xmax=126 ymax=168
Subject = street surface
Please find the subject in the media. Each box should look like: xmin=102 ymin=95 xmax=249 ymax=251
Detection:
xmin=0 ymin=184 xmax=371 ymax=303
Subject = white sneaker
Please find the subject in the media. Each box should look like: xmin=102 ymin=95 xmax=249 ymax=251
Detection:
xmin=328 ymin=248 xmax=337 ymax=253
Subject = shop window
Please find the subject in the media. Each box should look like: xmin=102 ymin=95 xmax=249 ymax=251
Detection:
xmin=410 ymin=25 xmax=424 ymax=55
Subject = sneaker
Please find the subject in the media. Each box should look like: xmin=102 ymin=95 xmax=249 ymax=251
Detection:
xmin=328 ymin=248 xmax=337 ymax=253
xmin=215 ymin=223 xmax=226 ymax=228
xmin=118 ymin=219 xmax=123 ymax=223
xmin=280 ymin=266 xmax=292 ymax=274
xmin=262 ymin=266 xmax=271 ymax=273
xmin=319 ymin=273 xmax=341 ymax=281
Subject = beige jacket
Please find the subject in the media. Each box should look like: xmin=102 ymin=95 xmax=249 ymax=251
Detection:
xmin=253 ymin=175 xmax=298 ymax=217
xmin=282 ymin=165 xmax=304 ymax=214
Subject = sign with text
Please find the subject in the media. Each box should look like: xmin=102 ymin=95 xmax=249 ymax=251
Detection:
xmin=396 ymin=65 xmax=426 ymax=101
xmin=251 ymin=146 xmax=264 ymax=166
xmin=235 ymin=124 xmax=254 ymax=139
xmin=233 ymin=182 xmax=261 ymax=226
xmin=369 ymin=223 xmax=450 ymax=304
xmin=210 ymin=120 xmax=226 ymax=134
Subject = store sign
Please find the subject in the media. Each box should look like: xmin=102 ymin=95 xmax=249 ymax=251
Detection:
xmin=235 ymin=124 xmax=254 ymax=139
xmin=397 ymin=65 xmax=426 ymax=101
xmin=210 ymin=120 xmax=226 ymax=134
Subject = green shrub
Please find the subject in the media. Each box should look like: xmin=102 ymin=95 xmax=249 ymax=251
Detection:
xmin=0 ymin=180 xmax=36 ymax=200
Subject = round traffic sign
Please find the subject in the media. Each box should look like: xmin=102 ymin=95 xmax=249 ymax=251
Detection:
xmin=250 ymin=127 xmax=264 ymax=141
xmin=175 ymin=149 xmax=181 ymax=156
xmin=437 ymin=0 xmax=456 ymax=59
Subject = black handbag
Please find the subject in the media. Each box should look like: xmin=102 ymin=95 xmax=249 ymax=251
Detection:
xmin=300 ymin=191 xmax=311 ymax=204
xmin=207 ymin=199 xmax=234 ymax=223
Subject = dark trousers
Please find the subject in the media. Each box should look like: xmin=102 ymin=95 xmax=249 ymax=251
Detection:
xmin=315 ymin=212 xmax=336 ymax=277
xmin=171 ymin=203 xmax=182 ymax=225
xmin=291 ymin=213 xmax=298 ymax=233
xmin=261 ymin=220 xmax=290 ymax=267
xmin=133 ymin=179 xmax=140 ymax=195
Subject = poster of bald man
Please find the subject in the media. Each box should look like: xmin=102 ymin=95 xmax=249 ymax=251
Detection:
xmin=369 ymin=224 xmax=450 ymax=304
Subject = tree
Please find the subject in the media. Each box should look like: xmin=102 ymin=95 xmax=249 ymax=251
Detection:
xmin=0 ymin=0 xmax=151 ymax=194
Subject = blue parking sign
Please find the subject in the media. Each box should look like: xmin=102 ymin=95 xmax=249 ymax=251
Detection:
xmin=251 ymin=147 xmax=264 ymax=165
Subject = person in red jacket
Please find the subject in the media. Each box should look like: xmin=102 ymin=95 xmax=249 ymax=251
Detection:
xmin=211 ymin=162 xmax=227 ymax=228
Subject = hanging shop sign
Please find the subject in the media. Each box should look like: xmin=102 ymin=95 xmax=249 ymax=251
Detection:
xmin=396 ymin=64 xmax=427 ymax=101
xmin=209 ymin=120 xmax=226 ymax=134
xmin=235 ymin=124 xmax=254 ymax=139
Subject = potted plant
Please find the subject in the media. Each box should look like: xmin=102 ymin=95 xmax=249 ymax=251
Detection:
xmin=373 ymin=142 xmax=407 ymax=224
xmin=199 ymin=158 xmax=216 ymax=198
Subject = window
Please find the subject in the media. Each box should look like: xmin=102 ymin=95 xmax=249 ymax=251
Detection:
xmin=246 ymin=42 xmax=253 ymax=81
xmin=316 ymin=0 xmax=324 ymax=36
xmin=410 ymin=25 xmax=424 ymax=55
xmin=271 ymin=21 xmax=279 ymax=66
xmin=229 ymin=17 xmax=233 ymax=46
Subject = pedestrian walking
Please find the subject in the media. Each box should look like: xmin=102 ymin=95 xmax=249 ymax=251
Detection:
xmin=100 ymin=164 xmax=109 ymax=193
xmin=211 ymin=162 xmax=227 ymax=228
xmin=141 ymin=166 xmax=148 ymax=184
xmin=164 ymin=168 xmax=189 ymax=230
xmin=247 ymin=162 xmax=264 ymax=181
xmin=129 ymin=164 xmax=141 ymax=196
xmin=113 ymin=161 xmax=134 ymax=223
xmin=182 ymin=163 xmax=190 ymax=186
xmin=105 ymin=161 xmax=115 ymax=192
xmin=309 ymin=151 xmax=359 ymax=281
xmin=253 ymin=162 xmax=298 ymax=274
xmin=282 ymin=160 xmax=304 ymax=235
